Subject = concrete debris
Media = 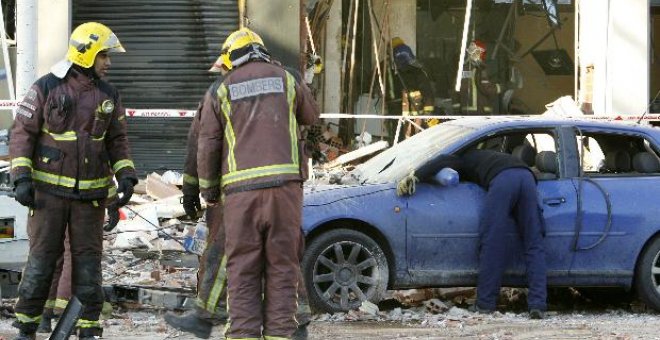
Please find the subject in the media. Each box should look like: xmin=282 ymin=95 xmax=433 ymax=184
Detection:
xmin=145 ymin=172 xmax=182 ymax=200
xmin=160 ymin=170 xmax=183 ymax=186
xmin=392 ymin=288 xmax=436 ymax=307
xmin=358 ymin=300 xmax=379 ymax=316
xmin=323 ymin=140 xmax=388 ymax=169
xmin=542 ymin=96 xmax=583 ymax=117
xmin=424 ymin=298 xmax=449 ymax=314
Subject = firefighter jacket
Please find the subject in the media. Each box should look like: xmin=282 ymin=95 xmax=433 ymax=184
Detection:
xmin=387 ymin=62 xmax=435 ymax=115
xmin=197 ymin=61 xmax=320 ymax=200
xmin=182 ymin=79 xmax=224 ymax=196
xmin=456 ymin=66 xmax=502 ymax=115
xmin=9 ymin=68 xmax=137 ymax=201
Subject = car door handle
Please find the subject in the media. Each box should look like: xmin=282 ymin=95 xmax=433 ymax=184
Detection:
xmin=543 ymin=197 xmax=566 ymax=206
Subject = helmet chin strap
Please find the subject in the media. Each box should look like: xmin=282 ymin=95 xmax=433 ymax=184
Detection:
xmin=72 ymin=64 xmax=100 ymax=80
xmin=230 ymin=44 xmax=272 ymax=69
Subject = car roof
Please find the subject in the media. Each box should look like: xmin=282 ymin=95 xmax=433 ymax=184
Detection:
xmin=447 ymin=116 xmax=660 ymax=136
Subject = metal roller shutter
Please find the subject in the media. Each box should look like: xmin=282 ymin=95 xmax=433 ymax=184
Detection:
xmin=73 ymin=0 xmax=238 ymax=175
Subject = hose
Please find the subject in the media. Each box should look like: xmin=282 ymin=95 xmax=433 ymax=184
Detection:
xmin=572 ymin=127 xmax=613 ymax=251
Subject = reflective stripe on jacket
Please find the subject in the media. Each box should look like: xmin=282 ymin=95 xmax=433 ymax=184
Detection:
xmin=9 ymin=69 xmax=136 ymax=200
xmin=197 ymin=61 xmax=320 ymax=200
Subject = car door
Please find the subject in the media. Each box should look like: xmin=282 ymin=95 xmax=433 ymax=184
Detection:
xmin=515 ymin=127 xmax=579 ymax=283
xmin=405 ymin=126 xmax=579 ymax=286
xmin=405 ymin=180 xmax=484 ymax=285
xmin=568 ymin=129 xmax=660 ymax=282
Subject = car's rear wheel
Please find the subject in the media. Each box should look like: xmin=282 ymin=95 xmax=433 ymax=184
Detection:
xmin=302 ymin=228 xmax=389 ymax=313
xmin=635 ymin=236 xmax=660 ymax=312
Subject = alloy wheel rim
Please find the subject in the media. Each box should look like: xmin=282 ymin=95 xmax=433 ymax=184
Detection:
xmin=313 ymin=240 xmax=379 ymax=310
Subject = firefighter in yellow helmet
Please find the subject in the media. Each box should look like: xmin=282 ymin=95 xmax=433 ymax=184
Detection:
xmin=9 ymin=22 xmax=136 ymax=340
xmin=196 ymin=27 xmax=319 ymax=340
xmin=386 ymin=37 xmax=436 ymax=143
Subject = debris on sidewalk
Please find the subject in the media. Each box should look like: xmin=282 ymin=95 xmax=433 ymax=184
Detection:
xmin=322 ymin=140 xmax=388 ymax=169
xmin=145 ymin=172 xmax=182 ymax=200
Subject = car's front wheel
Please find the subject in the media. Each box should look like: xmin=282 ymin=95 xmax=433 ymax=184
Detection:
xmin=635 ymin=236 xmax=660 ymax=312
xmin=302 ymin=228 xmax=389 ymax=313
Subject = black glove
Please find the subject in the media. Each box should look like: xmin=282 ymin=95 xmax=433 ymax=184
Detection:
xmin=182 ymin=194 xmax=202 ymax=220
xmin=116 ymin=178 xmax=135 ymax=206
xmin=14 ymin=179 xmax=35 ymax=207
xmin=201 ymin=187 xmax=220 ymax=206
xmin=181 ymin=183 xmax=202 ymax=220
xmin=104 ymin=204 xmax=120 ymax=232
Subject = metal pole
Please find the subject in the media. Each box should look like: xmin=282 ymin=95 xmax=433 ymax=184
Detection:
xmin=16 ymin=0 xmax=38 ymax=102
xmin=454 ymin=0 xmax=473 ymax=92
xmin=0 ymin=3 xmax=15 ymax=102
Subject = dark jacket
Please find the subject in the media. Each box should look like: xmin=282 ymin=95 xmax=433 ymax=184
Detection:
xmin=182 ymin=79 xmax=223 ymax=196
xmin=388 ymin=62 xmax=435 ymax=114
xmin=419 ymin=150 xmax=532 ymax=188
xmin=197 ymin=61 xmax=320 ymax=200
xmin=9 ymin=69 xmax=137 ymax=200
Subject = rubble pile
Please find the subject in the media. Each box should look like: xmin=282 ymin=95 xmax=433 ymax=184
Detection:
xmin=102 ymin=171 xmax=200 ymax=290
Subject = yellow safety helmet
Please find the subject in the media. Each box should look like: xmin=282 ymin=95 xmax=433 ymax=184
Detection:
xmin=391 ymin=37 xmax=405 ymax=48
xmin=52 ymin=22 xmax=125 ymax=78
xmin=209 ymin=28 xmax=265 ymax=73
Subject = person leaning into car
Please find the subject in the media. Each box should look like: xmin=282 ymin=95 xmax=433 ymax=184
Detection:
xmin=416 ymin=149 xmax=547 ymax=319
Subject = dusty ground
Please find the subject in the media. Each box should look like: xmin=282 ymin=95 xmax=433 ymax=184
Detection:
xmin=1 ymin=289 xmax=659 ymax=339
xmin=2 ymin=310 xmax=658 ymax=340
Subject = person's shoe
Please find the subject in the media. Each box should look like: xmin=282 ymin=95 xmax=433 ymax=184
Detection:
xmin=164 ymin=310 xmax=213 ymax=339
xmin=292 ymin=322 xmax=309 ymax=340
xmin=12 ymin=332 xmax=36 ymax=340
xmin=467 ymin=304 xmax=495 ymax=314
xmin=78 ymin=327 xmax=103 ymax=339
xmin=529 ymin=309 xmax=545 ymax=320
xmin=36 ymin=315 xmax=52 ymax=333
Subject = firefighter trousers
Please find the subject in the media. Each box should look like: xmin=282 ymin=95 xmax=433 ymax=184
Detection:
xmin=14 ymin=190 xmax=105 ymax=334
xmin=476 ymin=168 xmax=547 ymax=311
xmin=224 ymin=181 xmax=303 ymax=339
xmin=44 ymin=231 xmax=72 ymax=317
xmin=195 ymin=204 xmax=311 ymax=326
xmin=195 ymin=204 xmax=228 ymax=320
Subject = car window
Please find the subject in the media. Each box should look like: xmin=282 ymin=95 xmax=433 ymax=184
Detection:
xmin=463 ymin=129 xmax=559 ymax=180
xmin=575 ymin=132 xmax=660 ymax=176
xmin=526 ymin=133 xmax=557 ymax=152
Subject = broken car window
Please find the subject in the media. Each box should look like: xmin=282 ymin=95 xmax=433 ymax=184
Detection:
xmin=354 ymin=123 xmax=475 ymax=184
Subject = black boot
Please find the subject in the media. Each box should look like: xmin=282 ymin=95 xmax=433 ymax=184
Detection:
xmin=12 ymin=320 xmax=38 ymax=340
xmin=164 ymin=310 xmax=213 ymax=339
xmin=292 ymin=322 xmax=309 ymax=340
xmin=12 ymin=332 xmax=36 ymax=340
xmin=36 ymin=315 xmax=52 ymax=333
xmin=78 ymin=327 xmax=103 ymax=339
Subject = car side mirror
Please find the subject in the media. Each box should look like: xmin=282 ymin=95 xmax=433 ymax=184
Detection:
xmin=434 ymin=167 xmax=459 ymax=187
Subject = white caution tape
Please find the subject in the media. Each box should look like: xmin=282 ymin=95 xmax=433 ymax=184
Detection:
xmin=320 ymin=113 xmax=660 ymax=122
xmin=124 ymin=109 xmax=196 ymax=118
xmin=1 ymin=100 xmax=659 ymax=121
xmin=0 ymin=100 xmax=18 ymax=108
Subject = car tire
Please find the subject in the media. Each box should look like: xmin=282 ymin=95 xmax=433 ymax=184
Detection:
xmin=635 ymin=236 xmax=660 ymax=312
xmin=302 ymin=228 xmax=389 ymax=313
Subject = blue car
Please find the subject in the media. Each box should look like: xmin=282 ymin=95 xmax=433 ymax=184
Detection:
xmin=301 ymin=117 xmax=660 ymax=313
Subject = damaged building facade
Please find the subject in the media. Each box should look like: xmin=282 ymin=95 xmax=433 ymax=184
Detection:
xmin=0 ymin=0 xmax=656 ymax=172
xmin=0 ymin=0 xmax=660 ymax=328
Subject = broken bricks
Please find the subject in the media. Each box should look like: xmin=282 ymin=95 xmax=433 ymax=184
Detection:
xmin=424 ymin=298 xmax=449 ymax=314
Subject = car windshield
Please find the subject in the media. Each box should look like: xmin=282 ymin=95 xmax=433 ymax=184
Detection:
xmin=353 ymin=122 xmax=477 ymax=183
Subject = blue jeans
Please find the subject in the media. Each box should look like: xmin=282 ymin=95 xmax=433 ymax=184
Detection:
xmin=476 ymin=168 xmax=547 ymax=311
